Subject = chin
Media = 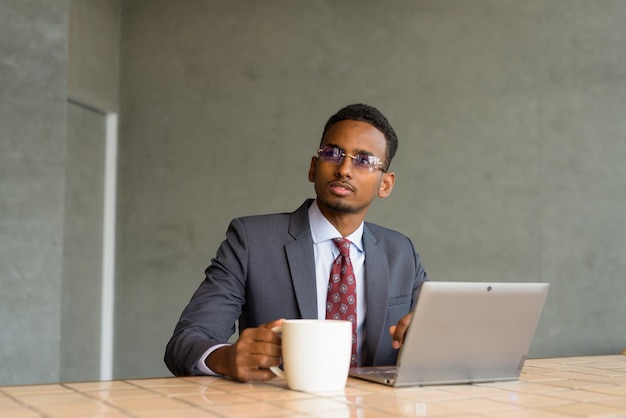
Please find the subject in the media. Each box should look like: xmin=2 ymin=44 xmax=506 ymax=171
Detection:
xmin=324 ymin=199 xmax=357 ymax=214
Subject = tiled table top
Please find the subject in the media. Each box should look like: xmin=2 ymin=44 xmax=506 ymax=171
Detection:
xmin=1 ymin=355 xmax=625 ymax=417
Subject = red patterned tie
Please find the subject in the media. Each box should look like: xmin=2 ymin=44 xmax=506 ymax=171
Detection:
xmin=326 ymin=238 xmax=357 ymax=366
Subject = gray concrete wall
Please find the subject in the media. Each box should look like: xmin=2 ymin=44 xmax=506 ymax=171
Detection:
xmin=116 ymin=0 xmax=626 ymax=380
xmin=0 ymin=0 xmax=119 ymax=385
xmin=60 ymin=103 xmax=107 ymax=382
xmin=61 ymin=0 xmax=120 ymax=383
xmin=0 ymin=0 xmax=70 ymax=385
xmin=68 ymin=0 xmax=120 ymax=112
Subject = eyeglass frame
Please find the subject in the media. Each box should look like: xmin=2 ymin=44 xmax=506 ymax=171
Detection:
xmin=316 ymin=145 xmax=387 ymax=173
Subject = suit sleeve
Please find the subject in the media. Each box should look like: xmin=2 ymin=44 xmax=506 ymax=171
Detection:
xmin=410 ymin=237 xmax=429 ymax=309
xmin=164 ymin=218 xmax=249 ymax=376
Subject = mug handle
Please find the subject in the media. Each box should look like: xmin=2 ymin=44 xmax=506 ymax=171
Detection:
xmin=269 ymin=325 xmax=286 ymax=378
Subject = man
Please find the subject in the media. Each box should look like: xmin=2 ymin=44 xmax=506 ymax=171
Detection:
xmin=165 ymin=103 xmax=428 ymax=382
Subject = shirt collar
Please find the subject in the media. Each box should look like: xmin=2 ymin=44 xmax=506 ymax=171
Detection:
xmin=308 ymin=199 xmax=364 ymax=252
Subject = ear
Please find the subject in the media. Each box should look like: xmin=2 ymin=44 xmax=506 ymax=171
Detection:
xmin=378 ymin=171 xmax=395 ymax=198
xmin=308 ymin=156 xmax=318 ymax=183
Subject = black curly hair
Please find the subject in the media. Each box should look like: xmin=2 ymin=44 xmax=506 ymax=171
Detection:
xmin=320 ymin=103 xmax=398 ymax=171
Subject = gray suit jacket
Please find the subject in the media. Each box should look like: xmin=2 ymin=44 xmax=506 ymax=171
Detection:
xmin=165 ymin=199 xmax=428 ymax=376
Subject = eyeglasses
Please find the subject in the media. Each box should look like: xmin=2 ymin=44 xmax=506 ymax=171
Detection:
xmin=316 ymin=145 xmax=386 ymax=173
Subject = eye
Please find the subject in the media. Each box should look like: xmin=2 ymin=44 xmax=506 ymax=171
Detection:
xmin=354 ymin=154 xmax=373 ymax=166
xmin=328 ymin=146 xmax=343 ymax=158
xmin=318 ymin=146 xmax=343 ymax=160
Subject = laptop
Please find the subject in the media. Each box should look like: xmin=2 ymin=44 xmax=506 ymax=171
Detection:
xmin=349 ymin=281 xmax=549 ymax=387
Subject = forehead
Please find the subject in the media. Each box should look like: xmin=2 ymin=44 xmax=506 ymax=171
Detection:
xmin=321 ymin=120 xmax=387 ymax=155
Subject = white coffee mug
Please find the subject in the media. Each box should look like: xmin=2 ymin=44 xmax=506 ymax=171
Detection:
xmin=270 ymin=319 xmax=352 ymax=392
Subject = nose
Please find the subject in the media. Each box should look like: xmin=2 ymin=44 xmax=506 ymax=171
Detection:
xmin=335 ymin=155 xmax=353 ymax=178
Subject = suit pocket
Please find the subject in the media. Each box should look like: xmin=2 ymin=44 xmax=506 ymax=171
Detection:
xmin=387 ymin=294 xmax=412 ymax=307
xmin=386 ymin=294 xmax=413 ymax=330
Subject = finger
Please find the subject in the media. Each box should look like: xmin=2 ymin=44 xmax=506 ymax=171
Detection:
xmin=251 ymin=351 xmax=282 ymax=369
xmin=243 ymin=366 xmax=279 ymax=382
xmin=236 ymin=332 xmax=281 ymax=358
xmin=228 ymin=345 xmax=282 ymax=382
xmin=231 ymin=363 xmax=278 ymax=383
xmin=390 ymin=313 xmax=413 ymax=349
xmin=247 ymin=339 xmax=282 ymax=359
xmin=240 ymin=325 xmax=281 ymax=345
xmin=250 ymin=319 xmax=286 ymax=345
xmin=389 ymin=325 xmax=401 ymax=349
xmin=261 ymin=318 xmax=286 ymax=330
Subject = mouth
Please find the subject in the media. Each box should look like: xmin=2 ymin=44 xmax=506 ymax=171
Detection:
xmin=328 ymin=181 xmax=354 ymax=196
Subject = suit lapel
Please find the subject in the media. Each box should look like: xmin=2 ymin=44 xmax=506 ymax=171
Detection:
xmin=283 ymin=202 xmax=391 ymax=364
xmin=363 ymin=225 xmax=389 ymax=365
xmin=285 ymin=200 xmax=318 ymax=319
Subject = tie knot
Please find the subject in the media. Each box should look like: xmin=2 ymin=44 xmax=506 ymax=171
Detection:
xmin=333 ymin=238 xmax=351 ymax=257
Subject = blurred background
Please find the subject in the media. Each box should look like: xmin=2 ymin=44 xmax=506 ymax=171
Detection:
xmin=1 ymin=0 xmax=625 ymax=386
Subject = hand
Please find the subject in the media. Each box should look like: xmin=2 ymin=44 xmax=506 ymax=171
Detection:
xmin=389 ymin=312 xmax=413 ymax=350
xmin=206 ymin=319 xmax=284 ymax=382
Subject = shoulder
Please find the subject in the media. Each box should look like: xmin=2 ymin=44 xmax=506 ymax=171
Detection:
xmin=228 ymin=199 xmax=312 ymax=236
xmin=230 ymin=212 xmax=291 ymax=231
xmin=220 ymin=204 xmax=311 ymax=256
xmin=364 ymin=222 xmax=417 ymax=253
xmin=364 ymin=221 xmax=411 ymax=242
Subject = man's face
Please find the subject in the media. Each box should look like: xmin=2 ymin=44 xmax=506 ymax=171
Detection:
xmin=308 ymin=120 xmax=395 ymax=218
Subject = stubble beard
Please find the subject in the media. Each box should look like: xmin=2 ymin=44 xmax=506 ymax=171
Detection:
xmin=318 ymin=193 xmax=365 ymax=215
xmin=326 ymin=200 xmax=356 ymax=214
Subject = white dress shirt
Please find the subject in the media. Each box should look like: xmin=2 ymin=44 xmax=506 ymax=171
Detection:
xmin=308 ymin=200 xmax=366 ymax=362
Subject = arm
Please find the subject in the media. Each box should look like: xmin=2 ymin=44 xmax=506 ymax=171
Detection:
xmin=165 ymin=214 xmax=301 ymax=380
xmin=388 ymin=236 xmax=427 ymax=350
xmin=164 ymin=218 xmax=252 ymax=376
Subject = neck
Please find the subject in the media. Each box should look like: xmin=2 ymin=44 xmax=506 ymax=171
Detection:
xmin=317 ymin=206 xmax=367 ymax=237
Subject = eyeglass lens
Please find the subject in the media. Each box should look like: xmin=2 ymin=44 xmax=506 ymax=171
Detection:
xmin=317 ymin=146 xmax=383 ymax=171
